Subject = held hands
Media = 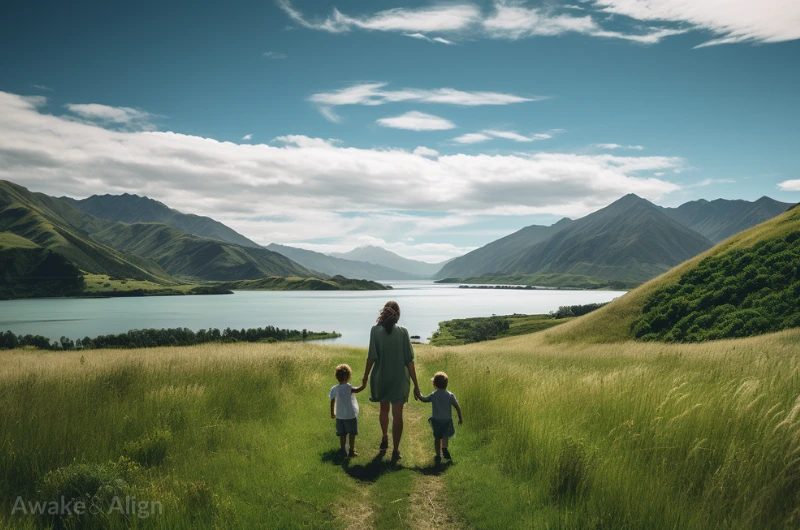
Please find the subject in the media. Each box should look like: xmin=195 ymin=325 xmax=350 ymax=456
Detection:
xmin=331 ymin=413 xmax=336 ymax=419
xmin=458 ymin=418 xmax=463 ymax=425
xmin=413 ymin=386 xmax=422 ymax=401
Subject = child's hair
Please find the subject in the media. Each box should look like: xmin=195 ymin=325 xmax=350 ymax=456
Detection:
xmin=334 ymin=364 xmax=352 ymax=382
xmin=432 ymin=371 xmax=448 ymax=389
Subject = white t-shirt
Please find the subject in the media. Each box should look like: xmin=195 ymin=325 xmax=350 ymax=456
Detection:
xmin=329 ymin=383 xmax=359 ymax=420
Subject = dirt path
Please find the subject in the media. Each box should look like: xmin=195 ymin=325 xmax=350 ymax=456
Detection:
xmin=333 ymin=377 xmax=462 ymax=529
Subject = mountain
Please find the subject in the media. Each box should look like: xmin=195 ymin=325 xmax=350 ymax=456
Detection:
xmin=545 ymin=200 xmax=800 ymax=344
xmin=64 ymin=193 xmax=260 ymax=248
xmin=433 ymin=218 xmax=572 ymax=280
xmin=502 ymin=194 xmax=714 ymax=282
xmin=266 ymin=243 xmax=418 ymax=280
xmin=661 ymin=196 xmax=793 ymax=243
xmin=91 ymin=222 xmax=315 ymax=281
xmin=0 ymin=180 xmax=173 ymax=283
xmin=330 ymin=246 xmax=447 ymax=277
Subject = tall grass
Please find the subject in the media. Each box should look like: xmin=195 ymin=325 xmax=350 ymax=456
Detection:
xmin=2 ymin=329 xmax=799 ymax=528
xmin=431 ymin=329 xmax=800 ymax=528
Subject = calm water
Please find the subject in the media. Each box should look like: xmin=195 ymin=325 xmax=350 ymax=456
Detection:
xmin=0 ymin=281 xmax=626 ymax=347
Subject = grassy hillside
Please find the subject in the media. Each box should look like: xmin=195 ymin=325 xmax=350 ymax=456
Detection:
xmin=436 ymin=272 xmax=639 ymax=290
xmin=65 ymin=193 xmax=261 ymax=248
xmin=0 ymin=233 xmax=85 ymax=299
xmin=433 ymin=218 xmax=572 ymax=280
xmin=662 ymin=196 xmax=793 ymax=243
xmin=544 ymin=202 xmax=800 ymax=344
xmin=429 ymin=313 xmax=572 ymax=345
xmin=221 ymin=275 xmax=391 ymax=291
xmin=91 ymin=222 xmax=315 ymax=281
xmin=505 ymin=194 xmax=714 ymax=282
xmin=0 ymin=181 xmax=174 ymax=284
xmin=2 ymin=329 xmax=799 ymax=529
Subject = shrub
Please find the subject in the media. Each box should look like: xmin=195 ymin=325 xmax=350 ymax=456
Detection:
xmin=122 ymin=430 xmax=172 ymax=467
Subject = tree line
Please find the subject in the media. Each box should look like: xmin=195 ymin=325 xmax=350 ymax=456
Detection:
xmin=0 ymin=325 xmax=338 ymax=351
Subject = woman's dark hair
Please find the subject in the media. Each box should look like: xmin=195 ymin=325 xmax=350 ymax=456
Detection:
xmin=377 ymin=301 xmax=401 ymax=334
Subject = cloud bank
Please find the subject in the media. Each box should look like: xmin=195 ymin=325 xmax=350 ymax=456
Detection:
xmin=0 ymin=91 xmax=683 ymax=261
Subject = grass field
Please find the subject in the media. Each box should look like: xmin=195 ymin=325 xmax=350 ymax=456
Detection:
xmin=2 ymin=326 xmax=799 ymax=529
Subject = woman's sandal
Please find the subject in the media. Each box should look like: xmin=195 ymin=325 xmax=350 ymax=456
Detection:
xmin=379 ymin=437 xmax=389 ymax=450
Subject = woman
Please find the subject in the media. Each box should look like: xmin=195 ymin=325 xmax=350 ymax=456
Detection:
xmin=360 ymin=301 xmax=421 ymax=461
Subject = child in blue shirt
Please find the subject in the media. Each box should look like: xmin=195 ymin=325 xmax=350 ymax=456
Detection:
xmin=419 ymin=371 xmax=463 ymax=463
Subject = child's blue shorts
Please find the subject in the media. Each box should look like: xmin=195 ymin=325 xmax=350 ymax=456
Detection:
xmin=336 ymin=418 xmax=358 ymax=436
xmin=429 ymin=418 xmax=455 ymax=439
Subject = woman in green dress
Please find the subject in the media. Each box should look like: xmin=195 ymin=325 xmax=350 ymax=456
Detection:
xmin=360 ymin=301 xmax=421 ymax=460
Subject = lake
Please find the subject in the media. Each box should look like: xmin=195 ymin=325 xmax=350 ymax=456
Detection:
xmin=0 ymin=281 xmax=626 ymax=347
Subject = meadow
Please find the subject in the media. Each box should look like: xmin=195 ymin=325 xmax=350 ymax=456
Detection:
xmin=1 ymin=326 xmax=799 ymax=529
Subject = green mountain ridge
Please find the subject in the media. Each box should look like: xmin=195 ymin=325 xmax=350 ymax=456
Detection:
xmin=266 ymin=243 xmax=417 ymax=280
xmin=63 ymin=193 xmax=261 ymax=248
xmin=503 ymin=194 xmax=715 ymax=282
xmin=545 ymin=202 xmax=800 ymax=344
xmin=331 ymin=245 xmax=447 ymax=277
xmin=433 ymin=217 xmax=572 ymax=279
xmin=91 ymin=222 xmax=315 ymax=281
xmin=661 ymin=196 xmax=793 ymax=243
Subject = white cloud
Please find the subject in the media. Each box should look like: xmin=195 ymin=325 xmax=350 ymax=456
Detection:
xmin=403 ymin=32 xmax=455 ymax=44
xmin=277 ymin=1 xmax=480 ymax=33
xmin=279 ymin=0 xmax=800 ymax=47
xmin=686 ymin=178 xmax=736 ymax=188
xmin=242 ymin=134 xmax=253 ymax=141
xmin=454 ymin=129 xmax=557 ymax=144
xmin=413 ymin=146 xmax=439 ymax=157
xmin=376 ymin=111 xmax=456 ymax=131
xmin=262 ymin=51 xmax=288 ymax=59
xmin=591 ymin=0 xmax=800 ymax=47
xmin=280 ymin=0 xmax=691 ymax=45
xmin=595 ymin=143 xmax=645 ymax=150
xmin=453 ymin=133 xmax=493 ymax=144
xmin=0 ymin=91 xmax=685 ymax=260
xmin=65 ymin=103 xmax=155 ymax=130
xmin=309 ymin=82 xmax=539 ymax=122
xmin=778 ymin=179 xmax=800 ymax=191
xmin=31 ymin=84 xmax=53 ymax=91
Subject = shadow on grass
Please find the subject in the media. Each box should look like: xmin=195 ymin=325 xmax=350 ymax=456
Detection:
xmin=321 ymin=449 xmax=454 ymax=482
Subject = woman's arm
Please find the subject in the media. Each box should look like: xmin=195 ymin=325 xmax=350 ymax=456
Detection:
xmin=362 ymin=359 xmax=375 ymax=386
xmin=408 ymin=361 xmax=421 ymax=400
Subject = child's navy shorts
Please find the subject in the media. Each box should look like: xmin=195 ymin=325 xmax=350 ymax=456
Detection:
xmin=336 ymin=418 xmax=358 ymax=436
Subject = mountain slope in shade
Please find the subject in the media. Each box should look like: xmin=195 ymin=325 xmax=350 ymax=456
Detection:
xmin=503 ymin=194 xmax=714 ymax=282
xmin=433 ymin=218 xmax=572 ymax=280
xmin=64 ymin=193 xmax=260 ymax=248
xmin=0 ymin=180 xmax=173 ymax=282
xmin=661 ymin=196 xmax=793 ymax=243
xmin=266 ymin=243 xmax=418 ymax=280
xmin=91 ymin=222 xmax=316 ymax=281
xmin=331 ymin=245 xmax=447 ymax=277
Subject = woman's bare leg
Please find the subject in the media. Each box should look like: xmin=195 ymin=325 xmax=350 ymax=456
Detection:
xmin=391 ymin=402 xmax=404 ymax=452
xmin=379 ymin=402 xmax=390 ymax=443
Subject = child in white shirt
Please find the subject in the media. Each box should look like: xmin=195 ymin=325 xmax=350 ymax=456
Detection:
xmin=330 ymin=363 xmax=366 ymax=457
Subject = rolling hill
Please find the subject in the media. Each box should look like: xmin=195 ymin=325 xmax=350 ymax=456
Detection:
xmin=661 ymin=196 xmax=793 ymax=243
xmin=266 ymin=243 xmax=417 ymax=280
xmin=331 ymin=245 xmax=447 ymax=277
xmin=433 ymin=217 xmax=572 ymax=279
xmin=63 ymin=193 xmax=260 ymax=248
xmin=503 ymin=194 xmax=714 ymax=282
xmin=544 ymin=201 xmax=800 ymax=343
xmin=91 ymin=222 xmax=316 ymax=281
xmin=0 ymin=180 xmax=174 ymax=283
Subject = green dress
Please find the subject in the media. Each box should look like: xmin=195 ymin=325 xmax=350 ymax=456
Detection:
xmin=367 ymin=324 xmax=415 ymax=403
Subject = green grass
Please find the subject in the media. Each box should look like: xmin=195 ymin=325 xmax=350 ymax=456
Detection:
xmin=0 ymin=232 xmax=39 ymax=250
xmin=429 ymin=314 xmax=572 ymax=346
xmin=435 ymin=273 xmax=639 ymax=290
xmin=2 ymin=330 xmax=799 ymax=528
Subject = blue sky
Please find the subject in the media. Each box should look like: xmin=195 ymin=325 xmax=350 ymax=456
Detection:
xmin=0 ymin=0 xmax=798 ymax=261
